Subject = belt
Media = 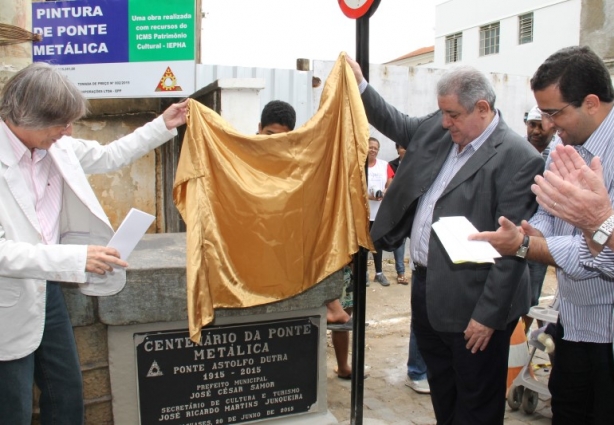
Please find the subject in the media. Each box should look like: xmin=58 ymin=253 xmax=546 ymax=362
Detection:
xmin=413 ymin=264 xmax=427 ymax=276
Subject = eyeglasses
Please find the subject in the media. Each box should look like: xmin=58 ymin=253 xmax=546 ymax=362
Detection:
xmin=50 ymin=123 xmax=71 ymax=130
xmin=536 ymin=103 xmax=572 ymax=121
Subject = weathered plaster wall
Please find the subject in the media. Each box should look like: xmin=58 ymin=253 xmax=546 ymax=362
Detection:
xmin=78 ymin=98 xmax=177 ymax=232
xmin=581 ymin=0 xmax=614 ymax=72
xmin=0 ymin=0 xmax=33 ymax=87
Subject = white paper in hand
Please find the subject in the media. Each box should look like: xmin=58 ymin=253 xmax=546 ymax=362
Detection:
xmin=106 ymin=208 xmax=155 ymax=260
xmin=432 ymin=216 xmax=501 ymax=264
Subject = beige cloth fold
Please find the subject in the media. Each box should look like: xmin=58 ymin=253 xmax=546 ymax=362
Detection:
xmin=173 ymin=53 xmax=373 ymax=342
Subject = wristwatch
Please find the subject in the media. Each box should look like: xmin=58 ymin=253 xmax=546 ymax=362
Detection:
xmin=515 ymin=235 xmax=530 ymax=258
xmin=592 ymin=214 xmax=614 ymax=246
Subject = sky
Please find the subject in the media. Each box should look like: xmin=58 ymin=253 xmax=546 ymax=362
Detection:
xmin=201 ymin=0 xmax=440 ymax=69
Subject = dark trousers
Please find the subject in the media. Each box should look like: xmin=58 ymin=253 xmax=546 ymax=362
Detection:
xmin=411 ymin=267 xmax=516 ymax=425
xmin=0 ymin=282 xmax=84 ymax=425
xmin=369 ymin=221 xmax=383 ymax=273
xmin=527 ymin=260 xmax=548 ymax=306
xmin=549 ymin=320 xmax=614 ymax=425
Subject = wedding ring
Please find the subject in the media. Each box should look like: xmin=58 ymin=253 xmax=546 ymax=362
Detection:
xmin=552 ymin=202 xmax=558 ymax=209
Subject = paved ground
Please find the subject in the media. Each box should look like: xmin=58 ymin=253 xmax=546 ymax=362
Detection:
xmin=325 ymin=252 xmax=557 ymax=424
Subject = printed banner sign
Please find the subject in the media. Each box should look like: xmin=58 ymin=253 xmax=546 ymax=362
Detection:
xmin=32 ymin=0 xmax=196 ymax=98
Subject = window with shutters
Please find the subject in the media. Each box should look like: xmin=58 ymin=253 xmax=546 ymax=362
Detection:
xmin=519 ymin=13 xmax=534 ymax=44
xmin=479 ymin=22 xmax=500 ymax=56
xmin=445 ymin=33 xmax=463 ymax=63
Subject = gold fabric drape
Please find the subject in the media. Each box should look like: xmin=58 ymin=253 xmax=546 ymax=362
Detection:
xmin=173 ymin=53 xmax=373 ymax=342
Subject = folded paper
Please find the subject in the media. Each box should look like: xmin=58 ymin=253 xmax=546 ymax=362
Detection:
xmin=107 ymin=208 xmax=155 ymax=260
xmin=432 ymin=216 xmax=501 ymax=264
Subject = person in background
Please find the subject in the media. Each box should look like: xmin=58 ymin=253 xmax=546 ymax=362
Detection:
xmin=388 ymin=143 xmax=408 ymax=285
xmin=470 ymin=45 xmax=614 ymax=424
xmin=405 ymin=326 xmax=430 ymax=394
xmin=329 ymin=264 xmax=355 ymax=379
xmin=257 ymin=100 xmax=295 ymax=135
xmin=0 ymin=62 xmax=187 ymax=424
xmin=522 ymin=105 xmax=557 ymax=332
xmin=389 ymin=143 xmax=430 ymax=393
xmin=347 ymin=55 xmax=543 ymax=424
xmin=367 ymin=136 xmax=394 ymax=287
xmin=525 ymin=105 xmax=557 ymax=161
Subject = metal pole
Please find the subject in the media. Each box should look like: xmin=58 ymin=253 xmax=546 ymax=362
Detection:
xmin=356 ymin=16 xmax=370 ymax=81
xmin=350 ymin=1 xmax=379 ymax=423
xmin=350 ymin=247 xmax=367 ymax=425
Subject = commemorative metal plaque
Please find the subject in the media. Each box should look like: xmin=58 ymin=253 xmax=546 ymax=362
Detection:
xmin=134 ymin=317 xmax=319 ymax=424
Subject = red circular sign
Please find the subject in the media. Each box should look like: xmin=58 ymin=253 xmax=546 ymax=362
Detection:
xmin=338 ymin=0 xmax=376 ymax=19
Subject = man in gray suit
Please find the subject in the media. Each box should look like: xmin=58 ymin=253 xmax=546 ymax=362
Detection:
xmin=346 ymin=57 xmax=544 ymax=424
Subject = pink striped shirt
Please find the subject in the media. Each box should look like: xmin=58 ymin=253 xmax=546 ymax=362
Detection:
xmin=2 ymin=121 xmax=62 ymax=245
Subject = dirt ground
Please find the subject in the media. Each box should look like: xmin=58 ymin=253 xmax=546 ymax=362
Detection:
xmin=325 ymin=255 xmax=558 ymax=424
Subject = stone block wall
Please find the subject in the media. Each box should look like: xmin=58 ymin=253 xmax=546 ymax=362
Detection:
xmin=31 ymin=306 xmax=114 ymax=424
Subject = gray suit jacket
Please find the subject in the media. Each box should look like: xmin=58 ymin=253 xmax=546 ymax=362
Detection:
xmin=363 ymin=85 xmax=544 ymax=332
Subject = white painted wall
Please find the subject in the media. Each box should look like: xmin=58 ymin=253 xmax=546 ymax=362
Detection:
xmin=312 ymin=61 xmax=535 ymax=163
xmin=214 ymin=78 xmax=265 ymax=135
xmin=432 ymin=0 xmax=581 ymax=76
xmin=387 ymin=52 xmax=434 ymax=67
xmin=196 ymin=64 xmax=314 ymax=129
xmin=195 ymin=61 xmax=539 ymax=164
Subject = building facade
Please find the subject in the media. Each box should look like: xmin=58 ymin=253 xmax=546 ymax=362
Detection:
xmin=432 ymin=0 xmax=582 ymax=76
xmin=385 ymin=46 xmax=434 ymax=67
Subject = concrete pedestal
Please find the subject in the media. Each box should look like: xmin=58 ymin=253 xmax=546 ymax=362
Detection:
xmin=66 ymin=233 xmax=344 ymax=425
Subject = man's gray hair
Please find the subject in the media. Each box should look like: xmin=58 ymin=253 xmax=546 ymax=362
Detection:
xmin=0 ymin=62 xmax=87 ymax=129
xmin=437 ymin=66 xmax=496 ymax=112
